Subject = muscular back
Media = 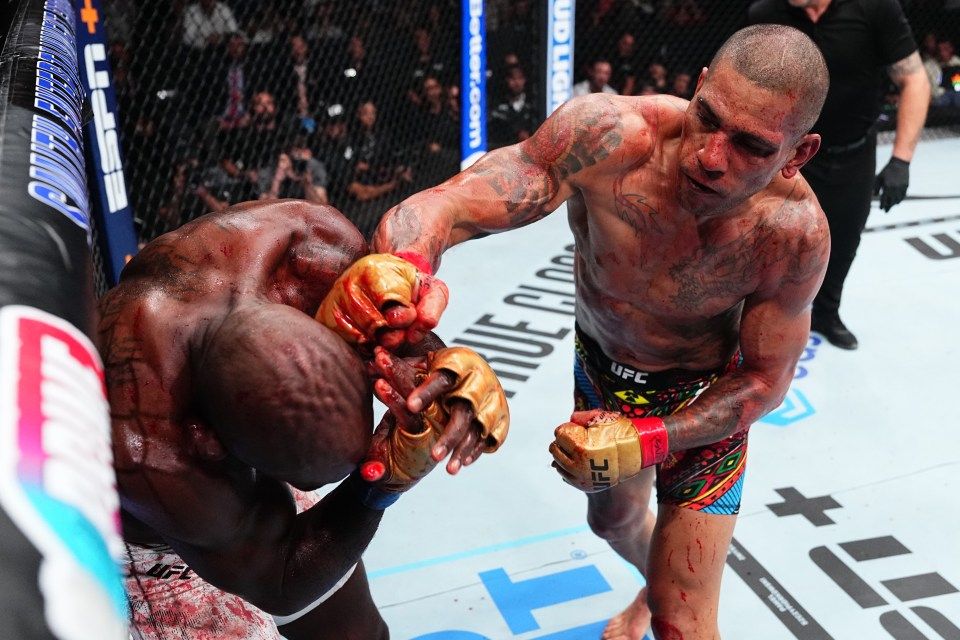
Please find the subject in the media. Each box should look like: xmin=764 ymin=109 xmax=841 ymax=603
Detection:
xmin=97 ymin=200 xmax=368 ymax=545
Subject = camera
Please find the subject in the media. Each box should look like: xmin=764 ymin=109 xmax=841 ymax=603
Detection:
xmin=291 ymin=157 xmax=308 ymax=176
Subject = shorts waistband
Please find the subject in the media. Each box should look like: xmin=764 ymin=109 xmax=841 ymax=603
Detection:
xmin=575 ymin=323 xmax=737 ymax=387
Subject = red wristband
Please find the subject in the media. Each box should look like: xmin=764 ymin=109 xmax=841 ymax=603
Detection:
xmin=394 ymin=251 xmax=433 ymax=275
xmin=630 ymin=417 xmax=669 ymax=467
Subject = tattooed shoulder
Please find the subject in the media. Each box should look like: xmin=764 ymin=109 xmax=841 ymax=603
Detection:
xmin=525 ymin=94 xmax=628 ymax=181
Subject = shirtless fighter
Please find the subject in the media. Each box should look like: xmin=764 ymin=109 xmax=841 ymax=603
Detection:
xmin=97 ymin=199 xmax=508 ymax=639
xmin=320 ymin=25 xmax=831 ymax=639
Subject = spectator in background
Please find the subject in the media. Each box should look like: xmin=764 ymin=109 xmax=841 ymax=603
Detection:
xmin=936 ymin=38 xmax=960 ymax=67
xmin=331 ymin=35 xmax=376 ymax=111
xmin=313 ymin=103 xmax=354 ymax=206
xmin=931 ymin=38 xmax=960 ymax=107
xmin=489 ymin=65 xmax=538 ymax=148
xmin=273 ymin=34 xmax=324 ymax=132
xmin=182 ymin=0 xmax=238 ymax=49
xmin=489 ymin=0 xmax=537 ymax=73
xmin=408 ymin=75 xmax=460 ymax=189
xmin=243 ymin=4 xmax=283 ymax=47
xmin=403 ymin=28 xmax=449 ymax=107
xmin=661 ymin=0 xmax=707 ymax=28
xmin=669 ymin=70 xmax=694 ymax=99
xmin=306 ymin=1 xmax=347 ymax=60
xmin=344 ymin=101 xmax=412 ymax=238
xmin=573 ymin=58 xmax=618 ymax=96
xmin=749 ymin=0 xmax=930 ymax=350
xmin=637 ymin=82 xmax=659 ymax=96
xmin=446 ymin=84 xmax=460 ymax=120
xmin=216 ymin=32 xmax=251 ymax=131
xmin=259 ymin=136 xmax=329 ymax=204
xmin=221 ymin=91 xmax=296 ymax=181
xmin=920 ymin=32 xmax=939 ymax=61
xmin=156 ymin=156 xmax=207 ymax=236
xmin=610 ymin=32 xmax=640 ymax=96
xmin=644 ymin=61 xmax=670 ymax=93
xmin=490 ymin=50 xmax=522 ymax=83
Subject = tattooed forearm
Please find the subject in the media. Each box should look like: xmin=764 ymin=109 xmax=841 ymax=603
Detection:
xmin=888 ymin=51 xmax=923 ymax=82
xmin=664 ymin=371 xmax=771 ymax=450
xmin=378 ymin=204 xmax=424 ymax=250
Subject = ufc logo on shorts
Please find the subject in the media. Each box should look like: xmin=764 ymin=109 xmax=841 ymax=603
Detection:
xmin=145 ymin=563 xmax=194 ymax=580
xmin=590 ymin=459 xmax=611 ymax=490
xmin=610 ymin=362 xmax=649 ymax=384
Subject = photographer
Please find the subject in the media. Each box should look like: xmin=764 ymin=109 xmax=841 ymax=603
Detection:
xmin=259 ymin=137 xmax=329 ymax=204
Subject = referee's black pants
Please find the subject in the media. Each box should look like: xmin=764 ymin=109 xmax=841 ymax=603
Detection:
xmin=801 ymin=135 xmax=876 ymax=319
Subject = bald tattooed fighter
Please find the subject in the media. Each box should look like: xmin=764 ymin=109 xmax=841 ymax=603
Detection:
xmin=98 ymin=200 xmax=508 ymax=639
xmin=319 ymin=25 xmax=832 ymax=640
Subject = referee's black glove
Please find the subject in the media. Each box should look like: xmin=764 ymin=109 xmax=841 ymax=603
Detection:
xmin=874 ymin=157 xmax=910 ymax=212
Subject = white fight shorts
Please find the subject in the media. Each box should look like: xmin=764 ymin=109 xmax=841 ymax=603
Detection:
xmin=125 ymin=489 xmax=356 ymax=639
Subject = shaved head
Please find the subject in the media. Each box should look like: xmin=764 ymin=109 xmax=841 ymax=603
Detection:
xmin=710 ymin=24 xmax=828 ymax=135
xmin=197 ymin=303 xmax=372 ymax=488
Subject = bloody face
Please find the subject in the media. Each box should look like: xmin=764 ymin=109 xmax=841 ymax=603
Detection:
xmin=677 ymin=63 xmax=803 ymax=216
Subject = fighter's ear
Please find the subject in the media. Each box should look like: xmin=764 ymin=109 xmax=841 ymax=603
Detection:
xmin=781 ymin=133 xmax=821 ymax=179
xmin=694 ymin=66 xmax=708 ymax=95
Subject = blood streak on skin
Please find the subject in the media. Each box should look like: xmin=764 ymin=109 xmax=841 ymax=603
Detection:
xmin=680 ymin=590 xmax=688 ymax=602
xmin=652 ymin=617 xmax=686 ymax=640
xmin=687 ymin=547 xmax=695 ymax=573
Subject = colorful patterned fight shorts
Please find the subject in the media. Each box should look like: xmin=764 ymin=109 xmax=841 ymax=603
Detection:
xmin=574 ymin=325 xmax=747 ymax=515
xmin=125 ymin=489 xmax=356 ymax=639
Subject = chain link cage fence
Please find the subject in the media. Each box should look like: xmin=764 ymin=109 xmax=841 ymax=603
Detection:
xmin=103 ymin=1 xmax=959 ymax=247
xmin=574 ymin=0 xmax=960 ymax=140
xmin=104 ymin=0 xmax=474 ymax=242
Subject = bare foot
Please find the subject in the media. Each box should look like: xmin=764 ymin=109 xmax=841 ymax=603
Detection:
xmin=602 ymin=587 xmax=651 ymax=640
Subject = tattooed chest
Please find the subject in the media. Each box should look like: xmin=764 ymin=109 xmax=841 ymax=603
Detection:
xmin=578 ymin=228 xmax=764 ymax=319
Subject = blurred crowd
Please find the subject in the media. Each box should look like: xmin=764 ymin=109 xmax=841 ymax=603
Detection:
xmin=104 ymin=0 xmax=960 ymax=241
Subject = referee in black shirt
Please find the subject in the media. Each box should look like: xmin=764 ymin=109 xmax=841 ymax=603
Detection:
xmin=748 ymin=0 xmax=929 ymax=349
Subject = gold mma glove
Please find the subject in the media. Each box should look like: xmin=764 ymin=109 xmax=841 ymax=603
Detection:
xmin=550 ymin=412 xmax=668 ymax=492
xmin=316 ymin=254 xmax=422 ymax=346
xmin=422 ymin=347 xmax=510 ymax=453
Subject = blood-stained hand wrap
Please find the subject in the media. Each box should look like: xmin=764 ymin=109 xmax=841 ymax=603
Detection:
xmin=354 ymin=411 xmax=443 ymax=506
xmin=355 ymin=347 xmax=509 ymax=505
xmin=422 ymin=347 xmax=510 ymax=453
xmin=550 ymin=412 xmax=668 ymax=492
xmin=316 ymin=253 xmax=424 ymax=346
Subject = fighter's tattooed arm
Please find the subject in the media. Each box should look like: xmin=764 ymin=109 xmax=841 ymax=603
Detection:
xmin=371 ymin=94 xmax=628 ymax=268
xmin=663 ymin=196 xmax=830 ymax=451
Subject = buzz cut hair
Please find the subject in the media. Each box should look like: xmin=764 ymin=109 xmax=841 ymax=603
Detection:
xmin=710 ymin=24 xmax=829 ymax=135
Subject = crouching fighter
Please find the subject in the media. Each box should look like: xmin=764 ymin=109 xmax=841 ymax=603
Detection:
xmin=97 ymin=200 xmax=508 ymax=639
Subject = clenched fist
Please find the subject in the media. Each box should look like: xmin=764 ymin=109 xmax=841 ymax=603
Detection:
xmin=550 ymin=411 xmax=668 ymax=493
xmin=316 ymin=253 xmax=448 ymax=349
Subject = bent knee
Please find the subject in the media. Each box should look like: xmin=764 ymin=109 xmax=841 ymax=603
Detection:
xmin=587 ymin=504 xmax=647 ymax=542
